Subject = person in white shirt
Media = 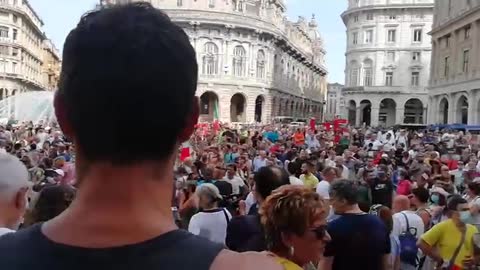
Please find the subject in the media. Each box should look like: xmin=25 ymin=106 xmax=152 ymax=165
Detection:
xmin=287 ymin=162 xmax=304 ymax=186
xmin=224 ymin=164 xmax=246 ymax=195
xmin=0 ymin=153 xmax=30 ymax=236
xmin=188 ymin=183 xmax=232 ymax=244
xmin=334 ymin=156 xmax=349 ymax=180
xmin=392 ymin=195 xmax=425 ymax=270
xmin=316 ymin=166 xmax=338 ymax=200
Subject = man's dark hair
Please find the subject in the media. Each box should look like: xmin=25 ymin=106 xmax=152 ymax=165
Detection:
xmin=254 ymin=166 xmax=290 ymax=200
xmin=411 ymin=187 xmax=429 ymax=203
xmin=446 ymin=195 xmax=467 ymax=211
xmin=58 ymin=3 xmax=197 ymax=164
xmin=330 ymin=179 xmax=358 ymax=205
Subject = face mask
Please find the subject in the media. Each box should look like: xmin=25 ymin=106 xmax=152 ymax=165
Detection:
xmin=460 ymin=211 xmax=472 ymax=224
xmin=430 ymin=194 xmax=440 ymax=205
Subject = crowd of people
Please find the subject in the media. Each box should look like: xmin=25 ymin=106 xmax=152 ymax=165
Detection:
xmin=0 ymin=2 xmax=480 ymax=270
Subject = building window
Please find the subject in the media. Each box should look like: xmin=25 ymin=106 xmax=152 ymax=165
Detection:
xmin=352 ymin=32 xmax=358 ymax=45
xmin=465 ymin=25 xmax=471 ymax=40
xmin=0 ymin=27 xmax=8 ymax=38
xmin=202 ymin=42 xmax=219 ymax=75
xmin=365 ymin=30 xmax=373 ymax=43
xmin=413 ymin=29 xmax=422 ymax=42
xmin=256 ymin=49 xmax=265 ymax=79
xmin=350 ymin=67 xmax=359 ymax=86
xmin=445 ymin=35 xmax=451 ymax=48
xmin=366 ymin=13 xmax=373 ymax=20
xmin=0 ymin=45 xmax=8 ymax=55
xmin=12 ymin=15 xmax=17 ymax=23
xmin=389 ymin=14 xmax=396 ymax=20
xmin=232 ymin=45 xmax=246 ymax=77
xmin=387 ymin=29 xmax=396 ymax=43
xmin=412 ymin=51 xmax=421 ymax=61
xmin=12 ymin=62 xmax=16 ymax=73
xmin=11 ymin=47 xmax=18 ymax=57
xmin=385 ymin=72 xmax=393 ymax=86
xmin=411 ymin=72 xmax=420 ymax=86
xmin=387 ymin=51 xmax=395 ymax=62
xmin=177 ymin=0 xmax=182 ymax=6
xmin=463 ymin=50 xmax=469 ymax=73
xmin=12 ymin=29 xmax=17 ymax=41
xmin=444 ymin=56 xmax=450 ymax=77
xmin=353 ymin=15 xmax=358 ymax=23
xmin=364 ymin=67 xmax=372 ymax=86
xmin=208 ymin=0 xmax=215 ymax=8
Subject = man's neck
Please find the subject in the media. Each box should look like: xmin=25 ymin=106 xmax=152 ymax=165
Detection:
xmin=42 ymin=160 xmax=177 ymax=248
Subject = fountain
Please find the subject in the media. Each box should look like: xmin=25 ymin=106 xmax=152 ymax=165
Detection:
xmin=0 ymin=91 xmax=55 ymax=125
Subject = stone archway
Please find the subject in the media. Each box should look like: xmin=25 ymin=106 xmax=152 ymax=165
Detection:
xmin=404 ymin=98 xmax=424 ymax=124
xmin=255 ymin=95 xmax=265 ymax=123
xmin=348 ymin=100 xmax=356 ymax=125
xmin=439 ymin=98 xmax=449 ymax=124
xmin=456 ymin=95 xmax=468 ymax=124
xmin=199 ymin=91 xmax=219 ymax=122
xmin=360 ymin=100 xmax=372 ymax=126
xmin=230 ymin=93 xmax=246 ymax=122
xmin=379 ymin=98 xmax=396 ymax=127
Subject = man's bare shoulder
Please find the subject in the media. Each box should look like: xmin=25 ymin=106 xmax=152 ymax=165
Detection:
xmin=210 ymin=250 xmax=283 ymax=270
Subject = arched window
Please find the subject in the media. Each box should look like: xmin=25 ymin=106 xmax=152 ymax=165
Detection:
xmin=363 ymin=59 xmax=373 ymax=86
xmin=233 ymin=45 xmax=246 ymax=77
xmin=202 ymin=42 xmax=219 ymax=75
xmin=349 ymin=61 xmax=359 ymax=86
xmin=256 ymin=50 xmax=265 ymax=79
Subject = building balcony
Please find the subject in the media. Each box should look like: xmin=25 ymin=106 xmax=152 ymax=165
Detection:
xmin=342 ymin=85 xmax=404 ymax=93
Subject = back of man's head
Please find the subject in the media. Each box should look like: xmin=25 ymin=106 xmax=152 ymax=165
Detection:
xmin=0 ymin=154 xmax=29 ymax=228
xmin=57 ymin=3 xmax=197 ymax=164
xmin=254 ymin=166 xmax=290 ymax=201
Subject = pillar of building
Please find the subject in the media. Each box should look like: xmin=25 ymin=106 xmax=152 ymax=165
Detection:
xmin=355 ymin=107 xmax=361 ymax=126
xmin=370 ymin=106 xmax=380 ymax=127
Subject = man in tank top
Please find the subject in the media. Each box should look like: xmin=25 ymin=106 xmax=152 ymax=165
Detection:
xmin=0 ymin=3 xmax=281 ymax=270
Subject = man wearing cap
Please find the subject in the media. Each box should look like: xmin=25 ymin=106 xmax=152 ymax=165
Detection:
xmin=0 ymin=154 xmax=29 ymax=236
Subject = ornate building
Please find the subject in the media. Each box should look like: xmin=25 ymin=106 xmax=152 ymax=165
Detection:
xmin=0 ymin=0 xmax=49 ymax=100
xmin=341 ymin=0 xmax=433 ymax=127
xmin=41 ymin=39 xmax=61 ymax=91
xmin=428 ymin=0 xmax=480 ymax=125
xmin=325 ymin=83 xmax=344 ymax=121
xmin=100 ymin=0 xmax=328 ymax=123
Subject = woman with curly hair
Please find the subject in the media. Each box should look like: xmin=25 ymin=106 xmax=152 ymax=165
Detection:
xmin=260 ymin=185 xmax=331 ymax=270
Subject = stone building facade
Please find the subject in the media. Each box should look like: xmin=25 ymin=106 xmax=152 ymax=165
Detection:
xmin=428 ymin=0 xmax=480 ymax=125
xmin=341 ymin=0 xmax=433 ymax=127
xmin=0 ymin=0 xmax=49 ymax=100
xmin=41 ymin=39 xmax=61 ymax=91
xmin=101 ymin=0 xmax=328 ymax=123
xmin=326 ymin=83 xmax=344 ymax=121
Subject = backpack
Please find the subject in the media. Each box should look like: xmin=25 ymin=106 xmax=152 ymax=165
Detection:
xmin=396 ymin=180 xmax=411 ymax=195
xmin=399 ymin=212 xmax=419 ymax=266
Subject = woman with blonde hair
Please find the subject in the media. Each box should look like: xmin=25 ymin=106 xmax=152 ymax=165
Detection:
xmin=260 ymin=185 xmax=331 ymax=270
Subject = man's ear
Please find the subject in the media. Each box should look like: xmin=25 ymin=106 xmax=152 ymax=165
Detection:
xmin=14 ymin=187 xmax=29 ymax=212
xmin=178 ymin=97 xmax=199 ymax=142
xmin=54 ymin=91 xmax=74 ymax=139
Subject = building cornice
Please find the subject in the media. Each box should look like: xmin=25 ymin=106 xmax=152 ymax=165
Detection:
xmin=341 ymin=3 xmax=434 ymax=24
xmin=346 ymin=46 xmax=431 ymax=54
xmin=430 ymin=5 xmax=480 ymax=35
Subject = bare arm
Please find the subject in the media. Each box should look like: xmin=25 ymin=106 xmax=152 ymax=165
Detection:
xmin=417 ymin=239 xmax=443 ymax=267
xmin=393 ymin=255 xmax=400 ymax=270
xmin=383 ymin=254 xmax=391 ymax=270
xmin=210 ymin=250 xmax=283 ymax=270
xmin=318 ymin=256 xmax=333 ymax=270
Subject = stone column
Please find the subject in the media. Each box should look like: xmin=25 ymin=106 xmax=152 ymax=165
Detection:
xmin=264 ymin=94 xmax=272 ymax=123
xmin=370 ymin=106 xmax=380 ymax=127
xmin=468 ymin=91 xmax=476 ymax=125
xmin=396 ymin=107 xmax=405 ymax=125
xmin=355 ymin=107 xmax=361 ymax=126
xmin=448 ymin=94 xmax=456 ymax=124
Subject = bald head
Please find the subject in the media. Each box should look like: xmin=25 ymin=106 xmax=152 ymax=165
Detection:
xmin=393 ymin=195 xmax=410 ymax=213
xmin=0 ymin=154 xmax=29 ymax=200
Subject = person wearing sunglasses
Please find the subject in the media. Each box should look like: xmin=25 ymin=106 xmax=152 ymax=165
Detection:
xmin=260 ymin=185 xmax=330 ymax=270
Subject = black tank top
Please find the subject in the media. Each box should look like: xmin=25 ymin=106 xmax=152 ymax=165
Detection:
xmin=0 ymin=224 xmax=223 ymax=270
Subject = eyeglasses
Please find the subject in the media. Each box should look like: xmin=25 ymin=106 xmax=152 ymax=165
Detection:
xmin=310 ymin=225 xmax=328 ymax=240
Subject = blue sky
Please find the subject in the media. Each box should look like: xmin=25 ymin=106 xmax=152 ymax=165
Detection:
xmin=29 ymin=0 xmax=346 ymax=84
